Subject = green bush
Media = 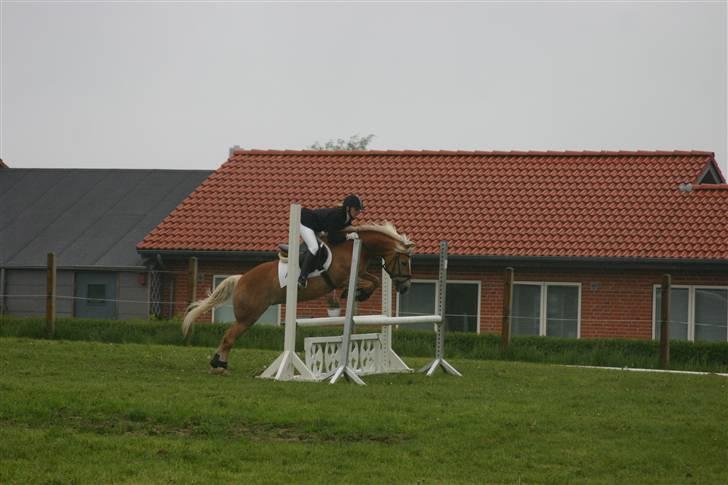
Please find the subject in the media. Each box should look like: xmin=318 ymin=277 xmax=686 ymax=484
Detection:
xmin=1 ymin=316 xmax=727 ymax=372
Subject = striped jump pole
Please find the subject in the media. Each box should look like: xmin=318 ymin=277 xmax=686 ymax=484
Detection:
xmin=419 ymin=240 xmax=462 ymax=377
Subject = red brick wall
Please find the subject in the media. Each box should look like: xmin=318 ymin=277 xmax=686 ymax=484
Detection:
xmin=163 ymin=257 xmax=728 ymax=340
xmin=461 ymin=266 xmax=728 ymax=340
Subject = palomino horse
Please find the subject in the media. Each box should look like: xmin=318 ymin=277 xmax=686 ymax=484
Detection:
xmin=182 ymin=223 xmax=415 ymax=372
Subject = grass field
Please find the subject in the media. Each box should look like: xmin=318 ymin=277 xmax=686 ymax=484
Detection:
xmin=1 ymin=337 xmax=727 ymax=484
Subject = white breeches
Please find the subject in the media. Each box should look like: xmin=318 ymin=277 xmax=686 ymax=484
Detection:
xmin=299 ymin=225 xmax=319 ymax=254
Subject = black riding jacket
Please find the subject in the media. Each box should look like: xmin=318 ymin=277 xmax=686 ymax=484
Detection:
xmin=301 ymin=207 xmax=351 ymax=245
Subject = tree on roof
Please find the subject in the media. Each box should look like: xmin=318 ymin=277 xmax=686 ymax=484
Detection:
xmin=308 ymin=134 xmax=374 ymax=150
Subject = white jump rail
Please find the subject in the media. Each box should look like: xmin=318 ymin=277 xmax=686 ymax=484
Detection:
xmin=298 ymin=314 xmax=443 ymax=327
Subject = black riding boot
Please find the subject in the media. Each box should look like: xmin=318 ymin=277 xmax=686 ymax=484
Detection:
xmin=298 ymin=251 xmax=317 ymax=288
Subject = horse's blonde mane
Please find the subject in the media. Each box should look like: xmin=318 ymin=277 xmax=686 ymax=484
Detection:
xmin=345 ymin=222 xmax=413 ymax=248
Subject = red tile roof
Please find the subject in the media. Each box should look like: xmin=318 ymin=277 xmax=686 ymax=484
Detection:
xmin=138 ymin=150 xmax=728 ymax=261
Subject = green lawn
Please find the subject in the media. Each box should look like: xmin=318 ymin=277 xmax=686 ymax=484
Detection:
xmin=1 ymin=337 xmax=726 ymax=484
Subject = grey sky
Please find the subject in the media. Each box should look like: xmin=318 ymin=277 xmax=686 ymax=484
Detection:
xmin=2 ymin=1 xmax=726 ymax=174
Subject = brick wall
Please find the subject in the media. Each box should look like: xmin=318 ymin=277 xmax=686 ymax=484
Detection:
xmin=162 ymin=256 xmax=728 ymax=340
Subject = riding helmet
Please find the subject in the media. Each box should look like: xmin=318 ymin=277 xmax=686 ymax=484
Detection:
xmin=343 ymin=194 xmax=364 ymax=211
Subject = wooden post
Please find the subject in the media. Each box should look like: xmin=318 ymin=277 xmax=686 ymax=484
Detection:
xmin=46 ymin=253 xmax=56 ymax=338
xmin=188 ymin=257 xmax=198 ymax=307
xmin=185 ymin=257 xmax=198 ymax=344
xmin=659 ymin=274 xmax=671 ymax=369
xmin=500 ymin=267 xmax=514 ymax=352
xmin=0 ymin=266 xmax=6 ymax=317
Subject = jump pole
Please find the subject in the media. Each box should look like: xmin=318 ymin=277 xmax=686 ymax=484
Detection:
xmin=419 ymin=240 xmax=462 ymax=376
xmin=259 ymin=204 xmax=316 ymax=381
xmin=327 ymin=238 xmax=366 ymax=385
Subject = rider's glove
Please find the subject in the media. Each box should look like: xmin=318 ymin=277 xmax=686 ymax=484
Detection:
xmin=345 ymin=232 xmax=359 ymax=240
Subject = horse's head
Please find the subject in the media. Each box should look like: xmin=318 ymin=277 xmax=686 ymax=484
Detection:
xmin=348 ymin=223 xmax=415 ymax=294
xmin=383 ymin=242 xmax=414 ymax=294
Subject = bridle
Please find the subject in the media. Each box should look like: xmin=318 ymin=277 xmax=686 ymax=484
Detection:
xmin=382 ymin=248 xmax=412 ymax=285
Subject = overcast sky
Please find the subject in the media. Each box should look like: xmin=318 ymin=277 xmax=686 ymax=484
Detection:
xmin=1 ymin=1 xmax=726 ymax=174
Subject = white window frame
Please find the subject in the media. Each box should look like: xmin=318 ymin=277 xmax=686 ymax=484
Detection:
xmin=211 ymin=274 xmax=281 ymax=326
xmin=396 ymin=278 xmax=481 ymax=334
xmin=652 ymin=284 xmax=728 ymax=342
xmin=513 ymin=281 xmax=582 ymax=338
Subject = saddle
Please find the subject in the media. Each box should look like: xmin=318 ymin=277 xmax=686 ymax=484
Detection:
xmin=278 ymin=243 xmax=329 ymax=272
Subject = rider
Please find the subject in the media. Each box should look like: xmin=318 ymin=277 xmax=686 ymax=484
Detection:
xmin=298 ymin=194 xmax=365 ymax=288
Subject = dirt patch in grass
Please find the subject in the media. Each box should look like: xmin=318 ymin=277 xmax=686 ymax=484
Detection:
xmin=0 ymin=417 xmax=410 ymax=445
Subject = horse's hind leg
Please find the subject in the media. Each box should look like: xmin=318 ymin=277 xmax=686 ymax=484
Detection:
xmin=209 ymin=318 xmax=255 ymax=374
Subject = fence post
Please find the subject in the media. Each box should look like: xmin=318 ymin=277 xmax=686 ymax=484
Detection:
xmin=659 ymin=274 xmax=671 ymax=369
xmin=188 ymin=257 xmax=198 ymax=307
xmin=500 ymin=267 xmax=514 ymax=352
xmin=46 ymin=253 xmax=56 ymax=338
xmin=185 ymin=257 xmax=198 ymax=343
xmin=0 ymin=266 xmax=6 ymax=317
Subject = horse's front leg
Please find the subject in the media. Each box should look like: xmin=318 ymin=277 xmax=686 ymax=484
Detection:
xmin=341 ymin=271 xmax=380 ymax=302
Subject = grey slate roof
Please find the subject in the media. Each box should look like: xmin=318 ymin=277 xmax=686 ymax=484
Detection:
xmin=0 ymin=169 xmax=211 ymax=268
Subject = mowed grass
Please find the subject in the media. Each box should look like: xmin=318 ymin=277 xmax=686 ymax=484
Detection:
xmin=1 ymin=338 xmax=726 ymax=484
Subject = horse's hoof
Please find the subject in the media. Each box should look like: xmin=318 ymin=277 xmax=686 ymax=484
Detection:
xmin=209 ymin=367 xmax=229 ymax=376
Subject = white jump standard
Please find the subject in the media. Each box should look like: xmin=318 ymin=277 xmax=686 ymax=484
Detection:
xmin=419 ymin=240 xmax=462 ymax=377
xmin=258 ymin=204 xmax=317 ymax=381
xmin=325 ymin=237 xmax=366 ymax=385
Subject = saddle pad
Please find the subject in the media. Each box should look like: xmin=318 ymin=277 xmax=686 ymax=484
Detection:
xmin=278 ymin=242 xmax=334 ymax=288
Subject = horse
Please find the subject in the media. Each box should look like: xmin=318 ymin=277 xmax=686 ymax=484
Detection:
xmin=181 ymin=223 xmax=415 ymax=373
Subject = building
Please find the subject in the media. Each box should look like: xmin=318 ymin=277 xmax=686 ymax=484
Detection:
xmin=0 ymin=168 xmax=211 ymax=319
xmin=137 ymin=150 xmax=728 ymax=342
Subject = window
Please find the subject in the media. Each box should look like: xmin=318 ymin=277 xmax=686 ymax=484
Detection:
xmin=512 ymin=283 xmax=580 ymax=338
xmin=653 ymin=287 xmax=689 ymax=340
xmin=212 ymin=275 xmax=280 ymax=325
xmin=74 ymin=272 xmax=117 ymax=319
xmin=398 ymin=281 xmax=436 ymax=331
xmin=697 ymin=162 xmax=723 ymax=185
xmin=654 ymin=286 xmax=728 ymax=342
xmin=397 ymin=280 xmax=480 ymax=333
xmin=446 ymin=283 xmax=480 ymax=333
xmin=87 ymin=284 xmax=107 ymax=306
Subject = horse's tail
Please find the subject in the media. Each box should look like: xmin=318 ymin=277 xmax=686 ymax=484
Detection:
xmin=182 ymin=274 xmax=242 ymax=337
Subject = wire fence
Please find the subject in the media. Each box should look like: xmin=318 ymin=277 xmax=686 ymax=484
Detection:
xmin=3 ymin=293 xmax=727 ymax=331
xmin=2 ymin=253 xmax=727 ymax=355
